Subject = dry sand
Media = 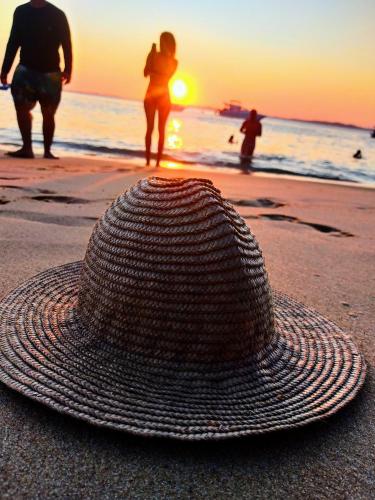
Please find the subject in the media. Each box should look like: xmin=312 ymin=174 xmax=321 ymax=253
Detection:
xmin=0 ymin=152 xmax=374 ymax=499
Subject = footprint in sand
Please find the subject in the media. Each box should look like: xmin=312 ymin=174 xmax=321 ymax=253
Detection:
xmin=356 ymin=206 xmax=375 ymax=211
xmin=0 ymin=186 xmax=98 ymax=205
xmin=229 ymin=198 xmax=285 ymax=208
xmin=0 ymin=210 xmax=97 ymax=227
xmin=0 ymin=185 xmax=56 ymax=195
xmin=31 ymin=195 xmax=92 ymax=204
xmin=255 ymin=213 xmax=354 ymax=237
xmin=260 ymin=214 xmax=296 ymax=222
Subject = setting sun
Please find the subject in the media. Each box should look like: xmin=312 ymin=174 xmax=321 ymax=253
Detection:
xmin=171 ymin=80 xmax=187 ymax=100
xmin=169 ymin=74 xmax=197 ymax=105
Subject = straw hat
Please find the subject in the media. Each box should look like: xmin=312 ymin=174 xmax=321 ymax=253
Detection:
xmin=0 ymin=177 xmax=366 ymax=440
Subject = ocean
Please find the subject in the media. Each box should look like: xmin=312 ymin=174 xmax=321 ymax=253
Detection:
xmin=1 ymin=90 xmax=374 ymax=185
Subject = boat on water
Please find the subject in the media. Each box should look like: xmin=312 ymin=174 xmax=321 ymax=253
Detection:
xmin=218 ymin=100 xmax=265 ymax=120
xmin=218 ymin=100 xmax=249 ymax=118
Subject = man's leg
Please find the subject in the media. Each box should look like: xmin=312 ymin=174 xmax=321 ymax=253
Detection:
xmin=9 ymin=65 xmax=36 ymax=158
xmin=41 ymin=104 xmax=59 ymax=159
xmin=39 ymin=71 xmax=62 ymax=159
xmin=8 ymin=104 xmax=35 ymax=158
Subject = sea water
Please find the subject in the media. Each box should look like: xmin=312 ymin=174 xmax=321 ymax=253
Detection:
xmin=1 ymin=91 xmax=374 ymax=185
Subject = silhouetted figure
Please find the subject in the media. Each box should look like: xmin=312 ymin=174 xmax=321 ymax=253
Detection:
xmin=371 ymin=129 xmax=375 ymax=139
xmin=353 ymin=150 xmax=362 ymax=159
xmin=0 ymin=0 xmax=72 ymax=159
xmin=228 ymin=135 xmax=236 ymax=144
xmin=240 ymin=109 xmax=262 ymax=161
xmin=144 ymin=32 xmax=177 ymax=166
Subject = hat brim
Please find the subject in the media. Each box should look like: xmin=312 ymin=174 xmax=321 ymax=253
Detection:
xmin=0 ymin=262 xmax=366 ymax=440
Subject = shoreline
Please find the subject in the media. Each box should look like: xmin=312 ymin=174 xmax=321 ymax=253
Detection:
xmin=2 ymin=90 xmax=374 ymax=187
xmin=1 ymin=145 xmax=374 ymax=189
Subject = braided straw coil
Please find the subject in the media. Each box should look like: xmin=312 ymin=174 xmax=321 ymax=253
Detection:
xmin=0 ymin=177 xmax=366 ymax=440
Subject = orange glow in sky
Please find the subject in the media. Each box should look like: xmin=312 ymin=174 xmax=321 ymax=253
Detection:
xmin=0 ymin=0 xmax=374 ymax=127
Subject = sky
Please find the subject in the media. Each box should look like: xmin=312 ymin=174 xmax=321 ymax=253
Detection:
xmin=1 ymin=0 xmax=374 ymax=127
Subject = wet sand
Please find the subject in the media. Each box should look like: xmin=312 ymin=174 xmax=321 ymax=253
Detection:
xmin=0 ymin=152 xmax=374 ymax=499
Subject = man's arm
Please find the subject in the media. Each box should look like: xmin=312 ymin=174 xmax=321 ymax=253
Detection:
xmin=1 ymin=9 xmax=21 ymax=84
xmin=60 ymin=12 xmax=72 ymax=84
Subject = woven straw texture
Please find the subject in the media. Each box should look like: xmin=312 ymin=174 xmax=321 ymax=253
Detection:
xmin=0 ymin=177 xmax=366 ymax=440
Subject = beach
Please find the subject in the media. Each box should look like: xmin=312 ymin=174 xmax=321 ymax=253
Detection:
xmin=1 ymin=92 xmax=374 ymax=185
xmin=0 ymin=152 xmax=374 ymax=498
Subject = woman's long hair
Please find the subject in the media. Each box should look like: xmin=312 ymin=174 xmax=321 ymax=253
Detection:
xmin=160 ymin=32 xmax=176 ymax=58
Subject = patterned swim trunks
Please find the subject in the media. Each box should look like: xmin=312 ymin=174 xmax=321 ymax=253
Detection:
xmin=11 ymin=64 xmax=62 ymax=109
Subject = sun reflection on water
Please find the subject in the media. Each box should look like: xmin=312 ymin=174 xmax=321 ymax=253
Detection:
xmin=162 ymin=161 xmax=185 ymax=170
xmin=167 ymin=118 xmax=183 ymax=150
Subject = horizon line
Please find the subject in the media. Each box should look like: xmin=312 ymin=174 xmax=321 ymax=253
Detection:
xmin=64 ymin=89 xmax=371 ymax=131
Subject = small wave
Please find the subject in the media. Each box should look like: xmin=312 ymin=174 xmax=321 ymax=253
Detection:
xmin=0 ymin=137 xmax=366 ymax=184
xmin=257 ymin=154 xmax=287 ymax=162
xmin=251 ymin=166 xmax=358 ymax=182
xmin=8 ymin=138 xmax=198 ymax=166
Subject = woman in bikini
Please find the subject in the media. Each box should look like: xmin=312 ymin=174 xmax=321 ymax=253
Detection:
xmin=144 ymin=32 xmax=177 ymax=166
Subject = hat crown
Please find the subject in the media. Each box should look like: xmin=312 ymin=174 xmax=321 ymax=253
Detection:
xmin=77 ymin=177 xmax=275 ymax=364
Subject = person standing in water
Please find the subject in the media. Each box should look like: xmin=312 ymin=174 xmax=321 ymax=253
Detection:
xmin=144 ymin=32 xmax=177 ymax=166
xmin=240 ymin=109 xmax=262 ymax=161
xmin=0 ymin=0 xmax=72 ymax=159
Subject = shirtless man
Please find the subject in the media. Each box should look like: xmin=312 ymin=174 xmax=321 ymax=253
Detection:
xmin=1 ymin=0 xmax=72 ymax=159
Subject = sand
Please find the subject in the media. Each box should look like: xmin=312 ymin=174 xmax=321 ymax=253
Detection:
xmin=0 ymin=151 xmax=374 ymax=499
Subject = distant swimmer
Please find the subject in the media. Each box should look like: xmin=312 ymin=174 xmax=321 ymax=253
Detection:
xmin=228 ymin=135 xmax=237 ymax=144
xmin=353 ymin=149 xmax=363 ymax=159
xmin=240 ymin=109 xmax=262 ymax=161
